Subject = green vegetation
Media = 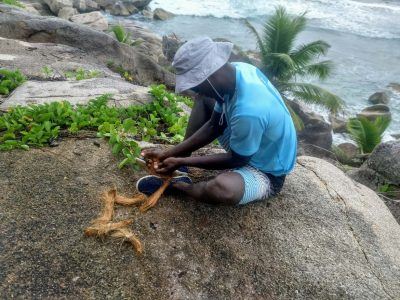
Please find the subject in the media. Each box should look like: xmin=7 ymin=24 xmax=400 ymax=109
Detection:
xmin=0 ymin=69 xmax=26 ymax=95
xmin=347 ymin=116 xmax=391 ymax=154
xmin=378 ymin=183 xmax=399 ymax=198
xmin=246 ymin=6 xmax=343 ymax=128
xmin=41 ymin=66 xmax=54 ymax=79
xmin=0 ymin=85 xmax=191 ymax=169
xmin=65 ymin=68 xmax=101 ymax=81
xmin=106 ymin=61 xmax=135 ymax=83
xmin=110 ymin=25 xmax=141 ymax=46
xmin=0 ymin=0 xmax=24 ymax=8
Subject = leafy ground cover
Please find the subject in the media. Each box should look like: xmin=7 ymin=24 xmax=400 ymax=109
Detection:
xmin=0 ymin=69 xmax=26 ymax=95
xmin=0 ymin=85 xmax=192 ymax=169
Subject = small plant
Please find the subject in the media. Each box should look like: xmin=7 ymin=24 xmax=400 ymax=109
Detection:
xmin=378 ymin=183 xmax=399 ymax=198
xmin=347 ymin=116 xmax=391 ymax=154
xmin=0 ymin=69 xmax=26 ymax=95
xmin=0 ymin=85 xmax=191 ymax=169
xmin=41 ymin=66 xmax=54 ymax=79
xmin=107 ymin=61 xmax=135 ymax=83
xmin=0 ymin=0 xmax=24 ymax=8
xmin=110 ymin=25 xmax=141 ymax=46
xmin=65 ymin=68 xmax=101 ymax=81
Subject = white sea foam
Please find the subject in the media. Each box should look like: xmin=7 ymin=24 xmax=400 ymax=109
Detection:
xmin=150 ymin=0 xmax=400 ymax=39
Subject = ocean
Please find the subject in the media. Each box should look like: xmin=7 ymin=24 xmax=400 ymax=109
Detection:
xmin=131 ymin=0 xmax=400 ymax=140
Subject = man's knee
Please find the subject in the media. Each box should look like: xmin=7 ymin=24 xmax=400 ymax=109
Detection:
xmin=205 ymin=176 xmax=240 ymax=205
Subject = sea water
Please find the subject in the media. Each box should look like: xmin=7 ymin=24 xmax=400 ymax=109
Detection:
xmin=130 ymin=0 xmax=400 ymax=139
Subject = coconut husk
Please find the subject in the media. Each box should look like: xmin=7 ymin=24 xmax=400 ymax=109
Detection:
xmin=139 ymin=177 xmax=172 ymax=212
xmin=111 ymin=227 xmax=143 ymax=255
xmin=84 ymin=219 xmax=133 ymax=237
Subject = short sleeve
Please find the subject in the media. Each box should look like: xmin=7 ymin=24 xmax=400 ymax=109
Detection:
xmin=214 ymin=101 xmax=223 ymax=113
xmin=230 ymin=116 xmax=264 ymax=157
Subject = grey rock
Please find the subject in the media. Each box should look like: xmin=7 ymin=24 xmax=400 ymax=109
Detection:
xmin=153 ymin=7 xmax=174 ymax=20
xmin=391 ymin=133 xmax=400 ymax=140
xmin=0 ymin=147 xmax=399 ymax=298
xmin=43 ymin=0 xmax=73 ymax=15
xmin=0 ymin=36 xmax=119 ymax=81
xmin=329 ymin=114 xmax=348 ymax=133
xmin=368 ymin=91 xmax=389 ymax=105
xmin=130 ymin=0 xmax=151 ymax=10
xmin=0 ymin=5 xmax=174 ymax=87
xmin=58 ymin=6 xmax=78 ymax=19
xmin=70 ymin=11 xmax=108 ymax=31
xmin=352 ymin=140 xmax=400 ymax=186
xmin=388 ymin=82 xmax=400 ymax=93
xmin=357 ymin=104 xmax=391 ymax=121
xmin=141 ymin=6 xmax=153 ymax=19
xmin=72 ymin=0 xmax=99 ymax=12
xmin=1 ymin=78 xmax=152 ymax=110
xmin=288 ymin=100 xmax=333 ymax=153
xmin=107 ymin=1 xmax=130 ymax=15
xmin=337 ymin=142 xmax=359 ymax=159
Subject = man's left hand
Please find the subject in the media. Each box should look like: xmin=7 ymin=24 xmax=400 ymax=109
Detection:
xmin=156 ymin=157 xmax=182 ymax=174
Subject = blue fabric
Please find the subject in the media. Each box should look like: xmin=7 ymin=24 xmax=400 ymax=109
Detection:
xmin=214 ymin=62 xmax=297 ymax=176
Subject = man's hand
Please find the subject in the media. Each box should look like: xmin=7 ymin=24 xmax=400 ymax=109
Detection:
xmin=141 ymin=148 xmax=167 ymax=169
xmin=156 ymin=157 xmax=182 ymax=174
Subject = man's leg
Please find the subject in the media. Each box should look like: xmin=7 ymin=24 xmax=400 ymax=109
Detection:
xmin=173 ymin=171 xmax=245 ymax=205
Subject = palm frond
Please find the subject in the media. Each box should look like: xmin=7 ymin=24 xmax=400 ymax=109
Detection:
xmin=347 ymin=116 xmax=391 ymax=153
xmin=286 ymin=82 xmax=344 ymax=114
xmin=297 ymin=60 xmax=333 ymax=80
xmin=245 ymin=19 xmax=267 ymax=56
xmin=290 ymin=41 xmax=330 ymax=67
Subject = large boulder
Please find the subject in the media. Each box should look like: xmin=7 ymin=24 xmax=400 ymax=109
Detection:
xmin=0 ymin=4 xmax=174 ymax=88
xmin=72 ymin=0 xmax=99 ymax=12
xmin=0 ymin=36 xmax=118 ymax=80
xmin=329 ymin=114 xmax=347 ymax=133
xmin=70 ymin=11 xmax=108 ymax=31
xmin=357 ymin=104 xmax=391 ymax=121
xmin=57 ymin=6 xmax=78 ymax=19
xmin=349 ymin=140 xmax=400 ymax=187
xmin=368 ymin=91 xmax=389 ymax=105
xmin=43 ymin=0 xmax=73 ymax=15
xmin=153 ymin=7 xmax=174 ymax=20
xmin=0 ymin=142 xmax=399 ymax=298
xmin=0 ymin=78 xmax=152 ymax=110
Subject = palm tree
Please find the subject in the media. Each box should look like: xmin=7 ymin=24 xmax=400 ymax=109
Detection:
xmin=347 ymin=116 xmax=391 ymax=154
xmin=246 ymin=6 xmax=343 ymax=128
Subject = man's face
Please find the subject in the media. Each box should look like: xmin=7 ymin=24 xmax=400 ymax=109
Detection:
xmin=190 ymin=79 xmax=217 ymax=99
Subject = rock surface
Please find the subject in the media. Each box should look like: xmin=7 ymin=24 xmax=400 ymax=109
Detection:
xmin=58 ymin=6 xmax=78 ymax=19
xmin=368 ymin=91 xmax=389 ymax=105
xmin=153 ymin=7 xmax=174 ymax=20
xmin=43 ymin=0 xmax=73 ymax=15
xmin=349 ymin=140 xmax=400 ymax=187
xmin=357 ymin=104 xmax=391 ymax=121
xmin=337 ymin=142 xmax=359 ymax=159
xmin=0 ymin=78 xmax=152 ymax=110
xmin=0 ymin=36 xmax=118 ymax=80
xmin=330 ymin=114 xmax=348 ymax=133
xmin=0 ymin=4 xmax=174 ymax=87
xmin=0 ymin=139 xmax=399 ymax=299
xmin=70 ymin=11 xmax=108 ymax=31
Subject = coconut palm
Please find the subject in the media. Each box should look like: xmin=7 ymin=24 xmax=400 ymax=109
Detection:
xmin=347 ymin=116 xmax=391 ymax=154
xmin=246 ymin=6 xmax=343 ymax=126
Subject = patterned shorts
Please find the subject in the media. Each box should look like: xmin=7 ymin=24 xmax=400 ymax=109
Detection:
xmin=218 ymin=128 xmax=285 ymax=205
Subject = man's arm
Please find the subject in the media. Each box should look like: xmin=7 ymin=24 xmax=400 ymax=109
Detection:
xmin=163 ymin=110 xmax=226 ymax=158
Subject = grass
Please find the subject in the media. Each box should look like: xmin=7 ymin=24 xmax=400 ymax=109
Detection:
xmin=0 ymin=0 xmax=24 ymax=8
xmin=110 ymin=25 xmax=141 ymax=47
xmin=0 ymin=85 xmax=192 ymax=170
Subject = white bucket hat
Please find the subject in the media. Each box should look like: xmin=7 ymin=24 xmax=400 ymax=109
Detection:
xmin=172 ymin=36 xmax=233 ymax=93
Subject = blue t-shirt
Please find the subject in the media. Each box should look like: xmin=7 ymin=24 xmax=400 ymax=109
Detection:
xmin=214 ymin=62 xmax=297 ymax=176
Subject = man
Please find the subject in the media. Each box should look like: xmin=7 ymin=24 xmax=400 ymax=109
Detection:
xmin=137 ymin=37 xmax=297 ymax=206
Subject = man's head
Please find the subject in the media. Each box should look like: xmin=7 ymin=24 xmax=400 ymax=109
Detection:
xmin=172 ymin=37 xmax=235 ymax=100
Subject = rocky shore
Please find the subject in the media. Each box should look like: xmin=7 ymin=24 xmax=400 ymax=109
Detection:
xmin=1 ymin=2 xmax=400 ymax=298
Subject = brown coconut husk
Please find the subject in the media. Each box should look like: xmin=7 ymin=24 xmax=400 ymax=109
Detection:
xmin=84 ymin=219 xmax=133 ymax=237
xmin=115 ymin=193 xmax=147 ymax=206
xmin=111 ymin=227 xmax=143 ymax=254
xmin=139 ymin=177 xmax=172 ymax=212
